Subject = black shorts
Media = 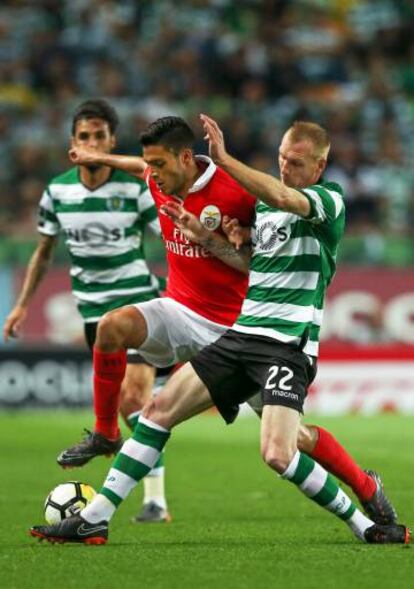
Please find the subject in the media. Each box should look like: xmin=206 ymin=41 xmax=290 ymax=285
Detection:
xmin=190 ymin=329 xmax=317 ymax=424
xmin=83 ymin=323 xmax=173 ymax=377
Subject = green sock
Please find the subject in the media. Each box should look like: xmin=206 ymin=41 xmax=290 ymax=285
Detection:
xmin=126 ymin=411 xmax=140 ymax=429
xmin=100 ymin=417 xmax=170 ymax=508
xmin=282 ymin=451 xmax=373 ymax=539
xmin=127 ymin=411 xmax=165 ymax=478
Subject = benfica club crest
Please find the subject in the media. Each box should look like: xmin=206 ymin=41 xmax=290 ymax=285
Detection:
xmin=200 ymin=205 xmax=221 ymax=231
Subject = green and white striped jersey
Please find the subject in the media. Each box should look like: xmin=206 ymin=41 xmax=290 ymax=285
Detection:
xmin=38 ymin=167 xmax=161 ymax=322
xmin=233 ymin=180 xmax=345 ymax=357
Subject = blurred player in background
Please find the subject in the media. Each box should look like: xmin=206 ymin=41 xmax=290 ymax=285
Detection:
xmin=3 ymin=99 xmax=171 ymax=523
xmin=59 ymin=116 xmax=395 ymax=527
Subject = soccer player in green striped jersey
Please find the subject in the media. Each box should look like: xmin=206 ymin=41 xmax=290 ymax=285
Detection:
xmin=3 ymin=99 xmax=170 ymax=523
xmin=29 ymin=115 xmax=409 ymax=544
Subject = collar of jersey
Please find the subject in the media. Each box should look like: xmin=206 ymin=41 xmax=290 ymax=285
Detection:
xmin=188 ymin=156 xmax=216 ymax=193
xmin=76 ymin=166 xmax=116 ymax=192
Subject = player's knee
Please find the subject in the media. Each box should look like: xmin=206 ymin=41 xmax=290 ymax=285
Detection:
xmin=297 ymin=424 xmax=317 ymax=453
xmin=96 ymin=309 xmax=131 ymax=349
xmin=141 ymin=397 xmax=169 ymax=426
xmin=141 ymin=398 xmax=157 ymax=420
xmin=120 ymin=380 xmax=146 ymax=411
xmin=141 ymin=394 xmax=178 ymax=430
xmin=261 ymin=441 xmax=296 ymax=474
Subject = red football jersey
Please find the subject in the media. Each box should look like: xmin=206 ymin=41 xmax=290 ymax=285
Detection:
xmin=145 ymin=156 xmax=256 ymax=325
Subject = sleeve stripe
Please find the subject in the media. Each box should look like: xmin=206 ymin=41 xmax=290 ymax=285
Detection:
xmin=313 ymin=308 xmax=324 ymax=326
xmin=313 ymin=185 xmax=344 ymax=219
xmin=303 ymin=188 xmax=326 ymax=222
xmin=141 ymin=206 xmax=159 ymax=224
xmin=304 ymin=185 xmax=345 ymax=222
xmin=328 ymin=190 xmax=344 ymax=219
xmin=38 ymin=225 xmax=59 ymax=236
xmin=139 ymin=188 xmax=156 ymax=212
xmin=38 ymin=187 xmax=60 ymax=234
xmin=39 ymin=207 xmax=58 ymax=222
xmin=148 ymin=218 xmax=161 ymax=236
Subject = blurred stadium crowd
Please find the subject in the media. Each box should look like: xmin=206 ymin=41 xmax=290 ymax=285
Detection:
xmin=1 ymin=0 xmax=414 ymax=263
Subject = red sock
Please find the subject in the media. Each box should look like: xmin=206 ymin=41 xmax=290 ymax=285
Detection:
xmin=309 ymin=426 xmax=376 ymax=502
xmin=93 ymin=347 xmax=126 ymax=440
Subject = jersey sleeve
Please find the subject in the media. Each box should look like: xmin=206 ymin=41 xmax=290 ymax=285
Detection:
xmin=138 ymin=185 xmax=161 ymax=236
xmin=300 ymin=184 xmax=344 ymax=225
xmin=37 ymin=187 xmax=60 ymax=235
xmin=143 ymin=166 xmax=151 ymax=184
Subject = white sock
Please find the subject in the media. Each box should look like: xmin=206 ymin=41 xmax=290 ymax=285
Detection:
xmin=81 ymin=493 xmax=116 ymax=523
xmin=347 ymin=509 xmax=374 ymax=541
xmin=127 ymin=410 xmax=141 ymax=425
xmin=143 ymin=469 xmax=167 ymax=510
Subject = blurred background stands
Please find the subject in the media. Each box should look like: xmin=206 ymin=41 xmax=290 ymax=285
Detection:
xmin=0 ymin=0 xmax=414 ymax=267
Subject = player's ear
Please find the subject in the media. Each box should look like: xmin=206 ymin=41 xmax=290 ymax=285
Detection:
xmin=317 ymin=157 xmax=327 ymax=176
xmin=180 ymin=148 xmax=193 ymax=166
xmin=110 ymin=135 xmax=116 ymax=150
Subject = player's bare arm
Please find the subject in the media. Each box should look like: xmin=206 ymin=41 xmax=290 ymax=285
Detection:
xmin=69 ymin=147 xmax=148 ymax=179
xmin=200 ymin=233 xmax=251 ymax=274
xmin=161 ymin=201 xmax=250 ymax=274
xmin=3 ymin=234 xmax=57 ymax=341
xmin=200 ymin=114 xmax=311 ymax=217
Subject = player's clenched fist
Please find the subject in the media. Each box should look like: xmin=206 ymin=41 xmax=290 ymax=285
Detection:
xmin=68 ymin=146 xmax=100 ymax=166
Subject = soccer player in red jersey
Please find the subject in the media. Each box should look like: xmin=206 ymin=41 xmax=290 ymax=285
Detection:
xmin=60 ymin=116 xmax=395 ymax=525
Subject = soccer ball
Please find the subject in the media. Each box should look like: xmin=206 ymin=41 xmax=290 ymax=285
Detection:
xmin=44 ymin=481 xmax=96 ymax=524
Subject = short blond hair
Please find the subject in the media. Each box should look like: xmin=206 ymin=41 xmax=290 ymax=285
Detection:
xmin=286 ymin=121 xmax=330 ymax=160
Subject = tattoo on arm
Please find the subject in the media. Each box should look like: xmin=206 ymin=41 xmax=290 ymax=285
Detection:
xmin=201 ymin=236 xmax=250 ymax=257
xmin=200 ymin=235 xmax=251 ymax=273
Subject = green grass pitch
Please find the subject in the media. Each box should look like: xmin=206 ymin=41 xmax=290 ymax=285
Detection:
xmin=0 ymin=411 xmax=412 ymax=589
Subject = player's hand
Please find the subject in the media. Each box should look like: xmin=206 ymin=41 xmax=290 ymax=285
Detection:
xmin=3 ymin=305 xmax=28 ymax=341
xmin=199 ymin=114 xmax=228 ymax=166
xmin=222 ymin=216 xmax=251 ymax=250
xmin=160 ymin=201 xmax=209 ymax=244
xmin=68 ymin=146 xmax=101 ymax=166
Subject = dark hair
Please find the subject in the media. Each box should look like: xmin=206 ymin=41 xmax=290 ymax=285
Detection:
xmin=140 ymin=116 xmax=195 ymax=152
xmin=71 ymin=99 xmax=119 ymax=135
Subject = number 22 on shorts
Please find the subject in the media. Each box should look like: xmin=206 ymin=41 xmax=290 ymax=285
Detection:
xmin=265 ymin=365 xmax=294 ymax=391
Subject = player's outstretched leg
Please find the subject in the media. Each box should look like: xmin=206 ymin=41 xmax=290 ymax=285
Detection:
xmin=281 ymin=450 xmax=409 ymax=544
xmin=122 ymin=366 xmax=171 ymax=523
xmin=247 ymin=397 xmax=398 ymax=525
xmin=32 ymin=415 xmax=171 ymax=543
xmin=262 ymin=406 xmax=409 ymax=545
xmin=57 ymin=344 xmax=127 ymax=468
xmin=31 ymin=364 xmax=211 ymax=544
xmin=57 ymin=307 xmax=147 ymax=468
xmin=301 ymin=425 xmax=397 ymax=525
xmin=126 ymin=409 xmax=171 ymax=523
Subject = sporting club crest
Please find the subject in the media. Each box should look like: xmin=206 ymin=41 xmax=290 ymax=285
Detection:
xmin=200 ymin=205 xmax=221 ymax=231
xmin=107 ymin=196 xmax=125 ymax=211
